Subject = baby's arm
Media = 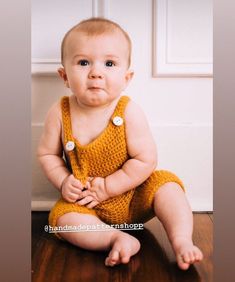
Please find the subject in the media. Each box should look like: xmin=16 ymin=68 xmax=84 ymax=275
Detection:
xmin=37 ymin=102 xmax=83 ymax=202
xmin=106 ymin=100 xmax=157 ymax=197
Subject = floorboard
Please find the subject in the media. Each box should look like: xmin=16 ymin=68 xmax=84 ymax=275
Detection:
xmin=32 ymin=212 xmax=213 ymax=282
xmin=208 ymin=212 xmax=213 ymax=222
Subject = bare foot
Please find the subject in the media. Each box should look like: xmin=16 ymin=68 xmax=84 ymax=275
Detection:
xmin=105 ymin=232 xmax=141 ymax=267
xmin=172 ymin=236 xmax=203 ymax=270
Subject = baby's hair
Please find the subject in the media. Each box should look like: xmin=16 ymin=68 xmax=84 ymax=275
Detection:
xmin=61 ymin=17 xmax=132 ymax=67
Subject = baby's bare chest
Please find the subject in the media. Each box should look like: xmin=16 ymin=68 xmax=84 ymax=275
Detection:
xmin=71 ymin=116 xmax=110 ymax=146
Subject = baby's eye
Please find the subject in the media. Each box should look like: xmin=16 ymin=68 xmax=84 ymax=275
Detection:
xmin=78 ymin=60 xmax=89 ymax=66
xmin=105 ymin=61 xmax=115 ymax=67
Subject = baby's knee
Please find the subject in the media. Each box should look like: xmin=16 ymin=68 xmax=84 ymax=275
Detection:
xmin=154 ymin=182 xmax=184 ymax=200
xmin=56 ymin=212 xmax=81 ymax=226
xmin=159 ymin=181 xmax=183 ymax=191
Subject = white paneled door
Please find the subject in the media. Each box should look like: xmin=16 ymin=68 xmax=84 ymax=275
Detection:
xmin=32 ymin=0 xmax=213 ymax=211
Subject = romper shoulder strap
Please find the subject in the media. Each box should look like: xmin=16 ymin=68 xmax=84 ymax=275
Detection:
xmin=61 ymin=96 xmax=84 ymax=182
xmin=112 ymin=95 xmax=130 ymax=118
xmin=60 ymin=96 xmax=73 ymax=144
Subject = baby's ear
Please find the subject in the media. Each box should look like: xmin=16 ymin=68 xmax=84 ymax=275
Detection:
xmin=125 ymin=70 xmax=134 ymax=84
xmin=58 ymin=67 xmax=70 ymax=88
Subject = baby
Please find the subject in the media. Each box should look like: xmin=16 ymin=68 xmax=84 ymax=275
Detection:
xmin=37 ymin=17 xmax=203 ymax=270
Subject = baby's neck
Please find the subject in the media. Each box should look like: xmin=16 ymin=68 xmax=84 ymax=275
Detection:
xmin=72 ymin=95 xmax=119 ymax=116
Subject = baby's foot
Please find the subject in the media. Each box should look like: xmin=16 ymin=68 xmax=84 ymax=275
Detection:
xmin=172 ymin=236 xmax=203 ymax=270
xmin=105 ymin=232 xmax=141 ymax=267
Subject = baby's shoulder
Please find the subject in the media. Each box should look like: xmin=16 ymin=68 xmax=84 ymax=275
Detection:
xmin=44 ymin=99 xmax=62 ymax=127
xmin=47 ymin=99 xmax=62 ymax=117
xmin=124 ymin=99 xmax=147 ymax=122
xmin=124 ymin=98 xmax=151 ymax=136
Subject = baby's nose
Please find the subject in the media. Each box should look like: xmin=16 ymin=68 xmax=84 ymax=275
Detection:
xmin=88 ymin=65 xmax=103 ymax=79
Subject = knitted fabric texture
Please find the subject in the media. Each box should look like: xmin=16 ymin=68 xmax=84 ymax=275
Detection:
xmin=49 ymin=95 xmax=185 ymax=237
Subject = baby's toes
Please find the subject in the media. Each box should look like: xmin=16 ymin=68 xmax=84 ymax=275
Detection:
xmin=177 ymin=254 xmax=190 ymax=270
xmin=187 ymin=251 xmax=197 ymax=263
xmin=193 ymin=247 xmax=203 ymax=262
xmin=105 ymin=250 xmax=120 ymax=267
xmin=182 ymin=252 xmax=192 ymax=264
xmin=119 ymin=249 xmax=131 ymax=264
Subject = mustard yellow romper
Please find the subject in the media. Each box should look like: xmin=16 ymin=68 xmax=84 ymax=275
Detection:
xmin=49 ymin=95 xmax=184 ymax=236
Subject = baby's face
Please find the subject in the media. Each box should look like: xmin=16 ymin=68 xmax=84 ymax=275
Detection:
xmin=60 ymin=31 xmax=133 ymax=107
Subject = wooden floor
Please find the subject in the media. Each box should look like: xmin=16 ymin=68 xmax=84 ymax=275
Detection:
xmin=32 ymin=212 xmax=213 ymax=282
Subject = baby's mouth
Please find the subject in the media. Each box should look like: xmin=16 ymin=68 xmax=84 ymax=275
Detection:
xmin=88 ymin=86 xmax=103 ymax=90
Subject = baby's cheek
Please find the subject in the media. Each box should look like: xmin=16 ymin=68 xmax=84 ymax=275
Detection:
xmin=112 ymin=79 xmax=126 ymax=92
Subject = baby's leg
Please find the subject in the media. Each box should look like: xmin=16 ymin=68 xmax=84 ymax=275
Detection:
xmin=57 ymin=212 xmax=140 ymax=266
xmin=153 ymin=183 xmax=203 ymax=270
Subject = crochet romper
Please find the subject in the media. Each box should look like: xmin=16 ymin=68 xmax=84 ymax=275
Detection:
xmin=49 ymin=95 xmax=184 ymax=237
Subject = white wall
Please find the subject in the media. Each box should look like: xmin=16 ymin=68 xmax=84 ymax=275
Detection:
xmin=32 ymin=0 xmax=213 ymax=211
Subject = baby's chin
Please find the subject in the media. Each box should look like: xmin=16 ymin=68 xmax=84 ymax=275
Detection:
xmin=82 ymin=93 xmax=119 ymax=107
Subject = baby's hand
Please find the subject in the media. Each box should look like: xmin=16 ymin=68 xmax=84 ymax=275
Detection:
xmin=76 ymin=177 xmax=109 ymax=208
xmin=61 ymin=174 xmax=84 ymax=203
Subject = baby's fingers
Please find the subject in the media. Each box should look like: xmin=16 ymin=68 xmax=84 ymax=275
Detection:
xmin=63 ymin=192 xmax=80 ymax=203
xmin=76 ymin=196 xmax=94 ymax=206
xmin=69 ymin=175 xmax=83 ymax=189
xmin=86 ymin=201 xmax=99 ymax=209
xmin=72 ymin=180 xmax=84 ymax=190
xmin=77 ymin=190 xmax=91 ymax=200
xmin=85 ymin=181 xmax=91 ymax=190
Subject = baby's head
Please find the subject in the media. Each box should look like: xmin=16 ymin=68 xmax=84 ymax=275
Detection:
xmin=58 ymin=18 xmax=134 ymax=107
xmin=61 ymin=17 xmax=132 ymax=68
xmin=58 ymin=18 xmax=133 ymax=107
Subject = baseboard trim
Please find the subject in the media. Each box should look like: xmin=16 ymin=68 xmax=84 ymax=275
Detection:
xmin=31 ymin=200 xmax=56 ymax=211
xmin=31 ymin=200 xmax=213 ymax=212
